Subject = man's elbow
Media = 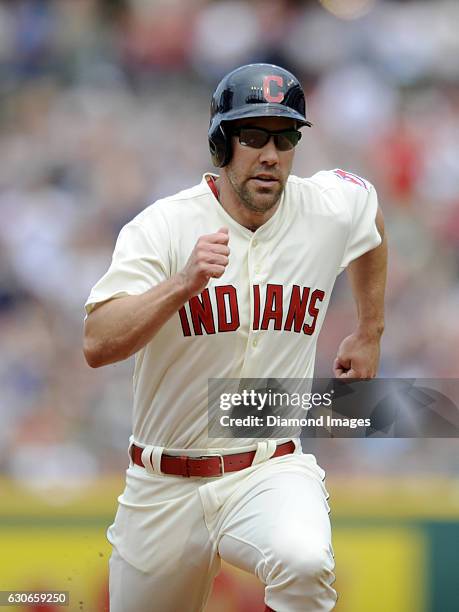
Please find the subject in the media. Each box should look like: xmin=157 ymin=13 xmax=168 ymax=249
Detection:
xmin=83 ymin=335 xmax=105 ymax=368
xmin=83 ymin=306 xmax=111 ymax=367
xmin=83 ymin=319 xmax=109 ymax=367
xmin=83 ymin=330 xmax=131 ymax=367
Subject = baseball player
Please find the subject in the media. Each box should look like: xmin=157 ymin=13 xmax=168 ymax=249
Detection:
xmin=84 ymin=63 xmax=387 ymax=612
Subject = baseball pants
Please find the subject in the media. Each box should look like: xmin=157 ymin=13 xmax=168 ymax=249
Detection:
xmin=108 ymin=441 xmax=336 ymax=612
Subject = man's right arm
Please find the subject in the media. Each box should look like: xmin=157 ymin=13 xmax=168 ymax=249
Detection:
xmin=83 ymin=227 xmax=229 ymax=368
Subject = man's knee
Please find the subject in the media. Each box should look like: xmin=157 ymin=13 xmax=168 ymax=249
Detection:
xmin=284 ymin=546 xmax=333 ymax=584
xmin=270 ymin=535 xmax=334 ymax=584
xmin=265 ymin=536 xmax=336 ymax=610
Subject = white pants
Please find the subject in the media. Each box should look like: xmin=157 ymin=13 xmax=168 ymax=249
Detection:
xmin=108 ymin=443 xmax=336 ymax=612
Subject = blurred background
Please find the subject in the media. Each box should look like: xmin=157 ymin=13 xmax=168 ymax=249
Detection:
xmin=0 ymin=0 xmax=458 ymax=610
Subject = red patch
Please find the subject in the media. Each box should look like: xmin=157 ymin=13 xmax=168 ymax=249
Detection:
xmin=334 ymin=169 xmax=368 ymax=190
xmin=263 ymin=75 xmax=284 ymax=103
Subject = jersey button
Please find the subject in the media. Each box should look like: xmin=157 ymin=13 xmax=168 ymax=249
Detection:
xmin=254 ymin=264 xmax=261 ymax=274
xmin=252 ymin=338 xmax=258 ymax=347
xmin=252 ymin=239 xmax=258 ymax=247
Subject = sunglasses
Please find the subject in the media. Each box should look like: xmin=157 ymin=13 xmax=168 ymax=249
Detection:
xmin=232 ymin=127 xmax=302 ymax=151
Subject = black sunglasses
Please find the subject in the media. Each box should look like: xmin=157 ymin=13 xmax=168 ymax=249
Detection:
xmin=232 ymin=127 xmax=302 ymax=151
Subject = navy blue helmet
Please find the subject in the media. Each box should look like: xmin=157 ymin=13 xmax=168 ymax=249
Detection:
xmin=208 ymin=63 xmax=312 ymax=167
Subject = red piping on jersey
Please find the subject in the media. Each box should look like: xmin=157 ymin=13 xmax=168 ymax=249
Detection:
xmin=206 ymin=175 xmax=220 ymax=201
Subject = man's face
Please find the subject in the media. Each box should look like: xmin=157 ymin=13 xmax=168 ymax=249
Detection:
xmin=224 ymin=116 xmax=298 ymax=214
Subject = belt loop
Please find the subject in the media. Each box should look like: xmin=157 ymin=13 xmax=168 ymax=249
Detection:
xmin=252 ymin=440 xmax=278 ymax=465
xmin=151 ymin=446 xmax=164 ymax=475
xmin=266 ymin=440 xmax=277 ymax=459
xmin=252 ymin=441 xmax=268 ymax=465
xmin=141 ymin=445 xmax=155 ymax=474
xmin=128 ymin=438 xmax=135 ymax=467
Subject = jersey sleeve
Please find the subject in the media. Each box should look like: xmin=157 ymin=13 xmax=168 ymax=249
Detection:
xmin=84 ymin=212 xmax=170 ymax=315
xmin=337 ymin=171 xmax=382 ymax=271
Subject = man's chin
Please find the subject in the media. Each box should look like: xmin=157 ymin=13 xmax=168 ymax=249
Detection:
xmin=243 ymin=185 xmax=283 ymax=212
xmin=254 ymin=199 xmax=278 ymax=213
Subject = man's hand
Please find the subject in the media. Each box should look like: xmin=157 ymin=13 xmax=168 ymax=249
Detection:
xmin=180 ymin=227 xmax=230 ymax=297
xmin=333 ymin=331 xmax=381 ymax=379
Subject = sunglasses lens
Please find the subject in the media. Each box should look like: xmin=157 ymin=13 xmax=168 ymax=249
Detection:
xmin=238 ymin=128 xmax=269 ymax=149
xmin=236 ymin=127 xmax=302 ymax=150
xmin=274 ymin=130 xmax=302 ymax=151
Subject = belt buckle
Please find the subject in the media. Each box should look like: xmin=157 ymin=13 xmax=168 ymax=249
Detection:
xmin=199 ymin=453 xmax=225 ymax=477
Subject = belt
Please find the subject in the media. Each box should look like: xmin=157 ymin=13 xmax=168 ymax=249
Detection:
xmin=130 ymin=440 xmax=296 ymax=477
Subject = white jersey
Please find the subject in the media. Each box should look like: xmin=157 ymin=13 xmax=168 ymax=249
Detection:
xmin=85 ymin=169 xmax=381 ymax=450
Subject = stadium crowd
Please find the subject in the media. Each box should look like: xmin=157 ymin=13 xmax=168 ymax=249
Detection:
xmin=0 ymin=0 xmax=458 ymax=491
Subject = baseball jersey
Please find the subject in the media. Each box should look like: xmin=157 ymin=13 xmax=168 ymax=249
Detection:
xmin=85 ymin=169 xmax=381 ymax=450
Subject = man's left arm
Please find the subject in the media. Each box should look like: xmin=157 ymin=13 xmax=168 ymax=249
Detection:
xmin=334 ymin=206 xmax=387 ymax=378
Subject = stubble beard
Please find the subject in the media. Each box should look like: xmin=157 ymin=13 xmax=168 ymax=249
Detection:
xmin=228 ymin=170 xmax=284 ymax=214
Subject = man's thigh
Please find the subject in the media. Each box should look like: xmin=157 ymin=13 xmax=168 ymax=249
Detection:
xmin=109 ymin=545 xmax=220 ymax=612
xmin=108 ymin=466 xmax=220 ymax=612
xmin=217 ymin=456 xmax=335 ymax=611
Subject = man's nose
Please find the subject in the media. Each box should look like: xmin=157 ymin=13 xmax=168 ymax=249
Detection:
xmin=258 ymin=136 xmax=279 ymax=165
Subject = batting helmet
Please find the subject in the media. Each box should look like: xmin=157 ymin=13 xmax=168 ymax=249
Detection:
xmin=208 ymin=63 xmax=312 ymax=167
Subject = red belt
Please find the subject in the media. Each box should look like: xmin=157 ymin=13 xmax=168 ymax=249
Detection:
xmin=130 ymin=440 xmax=296 ymax=477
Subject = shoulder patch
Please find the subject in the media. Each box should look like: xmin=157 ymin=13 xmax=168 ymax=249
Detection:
xmin=334 ymin=169 xmax=368 ymax=190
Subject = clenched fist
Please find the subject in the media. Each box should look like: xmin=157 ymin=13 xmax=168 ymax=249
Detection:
xmin=180 ymin=227 xmax=230 ymax=297
xmin=333 ymin=331 xmax=381 ymax=379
